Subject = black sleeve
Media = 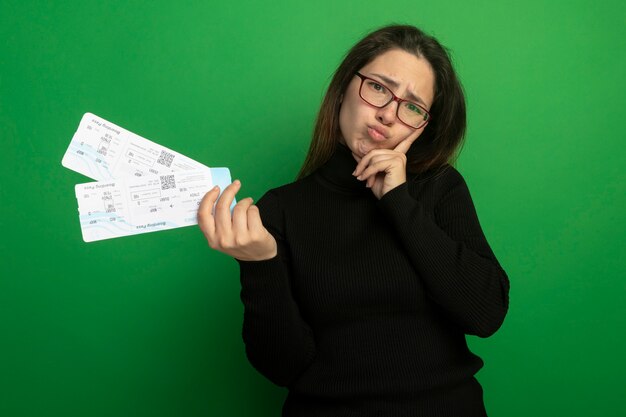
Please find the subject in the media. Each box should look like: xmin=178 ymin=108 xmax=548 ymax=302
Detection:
xmin=237 ymin=190 xmax=316 ymax=386
xmin=377 ymin=169 xmax=510 ymax=337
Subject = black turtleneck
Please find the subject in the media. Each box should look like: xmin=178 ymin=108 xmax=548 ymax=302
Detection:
xmin=237 ymin=144 xmax=509 ymax=416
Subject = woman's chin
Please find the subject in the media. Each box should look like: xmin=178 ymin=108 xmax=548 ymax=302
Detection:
xmin=356 ymin=141 xmax=373 ymax=157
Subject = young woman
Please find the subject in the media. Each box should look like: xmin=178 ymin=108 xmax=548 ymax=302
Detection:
xmin=198 ymin=24 xmax=510 ymax=417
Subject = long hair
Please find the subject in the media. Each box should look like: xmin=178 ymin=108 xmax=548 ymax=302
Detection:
xmin=297 ymin=25 xmax=466 ymax=179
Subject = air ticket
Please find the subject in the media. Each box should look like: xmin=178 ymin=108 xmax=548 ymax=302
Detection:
xmin=63 ymin=112 xmax=236 ymax=242
xmin=62 ymin=112 xmax=209 ymax=181
xmin=75 ymin=168 xmax=233 ymax=242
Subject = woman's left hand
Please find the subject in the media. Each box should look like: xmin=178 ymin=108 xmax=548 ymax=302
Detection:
xmin=352 ymin=137 xmax=415 ymax=199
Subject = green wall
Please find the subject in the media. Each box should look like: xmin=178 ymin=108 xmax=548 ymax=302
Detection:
xmin=1 ymin=1 xmax=624 ymax=416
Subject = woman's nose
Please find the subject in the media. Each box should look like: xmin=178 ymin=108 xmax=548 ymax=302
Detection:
xmin=376 ymin=100 xmax=398 ymax=126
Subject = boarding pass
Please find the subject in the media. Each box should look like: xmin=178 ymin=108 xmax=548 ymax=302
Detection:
xmin=75 ymin=168 xmax=233 ymax=242
xmin=62 ymin=112 xmax=209 ymax=181
xmin=63 ymin=113 xmax=234 ymax=242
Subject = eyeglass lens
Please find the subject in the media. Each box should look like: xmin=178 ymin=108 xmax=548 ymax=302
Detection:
xmin=359 ymin=78 xmax=428 ymax=128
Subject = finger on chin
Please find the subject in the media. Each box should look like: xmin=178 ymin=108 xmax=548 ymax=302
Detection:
xmin=394 ymin=138 xmax=414 ymax=154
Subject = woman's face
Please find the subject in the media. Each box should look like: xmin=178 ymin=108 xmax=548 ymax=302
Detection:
xmin=339 ymin=48 xmax=435 ymax=159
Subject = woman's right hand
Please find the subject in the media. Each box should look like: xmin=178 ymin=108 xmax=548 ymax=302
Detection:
xmin=197 ymin=180 xmax=277 ymax=261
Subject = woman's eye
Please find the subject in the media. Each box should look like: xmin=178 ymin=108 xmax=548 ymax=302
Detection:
xmin=368 ymin=82 xmax=386 ymax=93
xmin=406 ymin=102 xmax=423 ymax=115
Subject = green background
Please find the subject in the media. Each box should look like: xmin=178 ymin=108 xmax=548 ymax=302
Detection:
xmin=1 ymin=1 xmax=624 ymax=416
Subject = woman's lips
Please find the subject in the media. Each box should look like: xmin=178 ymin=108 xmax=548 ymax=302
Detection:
xmin=367 ymin=126 xmax=387 ymax=142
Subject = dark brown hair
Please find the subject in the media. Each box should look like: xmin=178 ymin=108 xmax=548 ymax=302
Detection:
xmin=297 ymin=24 xmax=466 ymax=179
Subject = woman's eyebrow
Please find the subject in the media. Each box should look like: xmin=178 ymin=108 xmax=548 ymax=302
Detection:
xmin=369 ymin=72 xmax=426 ymax=106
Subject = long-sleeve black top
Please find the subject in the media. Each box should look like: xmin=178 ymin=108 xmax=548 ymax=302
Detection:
xmin=237 ymin=144 xmax=509 ymax=415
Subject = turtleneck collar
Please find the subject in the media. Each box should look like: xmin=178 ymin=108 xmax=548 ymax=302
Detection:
xmin=315 ymin=143 xmax=371 ymax=195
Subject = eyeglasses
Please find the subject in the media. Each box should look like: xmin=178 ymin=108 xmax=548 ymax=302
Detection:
xmin=355 ymin=72 xmax=431 ymax=129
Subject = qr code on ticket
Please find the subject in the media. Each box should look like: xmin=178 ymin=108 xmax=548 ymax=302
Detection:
xmin=157 ymin=150 xmax=175 ymax=167
xmin=160 ymin=175 xmax=176 ymax=190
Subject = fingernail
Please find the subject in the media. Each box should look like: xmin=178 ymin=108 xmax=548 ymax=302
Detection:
xmin=356 ymin=175 xmax=362 ymax=180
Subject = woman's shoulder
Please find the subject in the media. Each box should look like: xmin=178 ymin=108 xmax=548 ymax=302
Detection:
xmin=410 ymin=163 xmax=467 ymax=193
xmin=403 ymin=163 xmax=475 ymax=211
xmin=256 ymin=175 xmax=316 ymax=207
